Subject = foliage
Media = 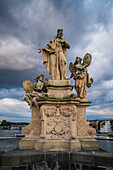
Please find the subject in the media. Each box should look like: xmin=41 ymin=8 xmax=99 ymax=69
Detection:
xmin=110 ymin=120 xmax=113 ymax=131
xmin=98 ymin=120 xmax=103 ymax=130
xmin=89 ymin=123 xmax=96 ymax=128
xmin=1 ymin=120 xmax=11 ymax=126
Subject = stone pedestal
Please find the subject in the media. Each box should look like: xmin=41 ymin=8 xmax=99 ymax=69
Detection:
xmin=19 ymin=80 xmax=99 ymax=151
xmin=46 ymin=79 xmax=73 ymax=98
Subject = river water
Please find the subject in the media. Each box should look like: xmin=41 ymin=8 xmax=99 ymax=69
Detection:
xmin=98 ymin=139 xmax=113 ymax=154
xmin=0 ymin=129 xmax=22 ymax=152
xmin=0 ymin=129 xmax=113 ymax=154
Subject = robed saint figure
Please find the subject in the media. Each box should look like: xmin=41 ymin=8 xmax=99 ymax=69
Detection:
xmin=39 ymin=29 xmax=70 ymax=80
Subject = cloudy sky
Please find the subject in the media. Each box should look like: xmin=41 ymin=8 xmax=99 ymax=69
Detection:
xmin=0 ymin=0 xmax=113 ymax=122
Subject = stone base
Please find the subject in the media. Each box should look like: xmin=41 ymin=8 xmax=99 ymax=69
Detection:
xmin=1 ymin=150 xmax=113 ymax=170
xmin=19 ymin=138 xmax=37 ymax=149
xmin=19 ymin=138 xmax=99 ymax=151
xmin=46 ymin=79 xmax=73 ymax=98
xmin=79 ymin=138 xmax=99 ymax=150
xmin=20 ymin=98 xmax=98 ymax=151
xmin=48 ymin=79 xmax=71 ymax=86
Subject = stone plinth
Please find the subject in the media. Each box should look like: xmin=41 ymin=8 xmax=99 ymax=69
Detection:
xmin=46 ymin=79 xmax=73 ymax=98
xmin=19 ymin=96 xmax=99 ymax=151
xmin=48 ymin=79 xmax=71 ymax=86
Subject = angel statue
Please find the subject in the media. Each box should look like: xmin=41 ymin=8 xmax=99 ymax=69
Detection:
xmin=69 ymin=53 xmax=93 ymax=99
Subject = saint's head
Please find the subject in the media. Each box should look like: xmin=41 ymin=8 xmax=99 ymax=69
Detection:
xmin=57 ymin=29 xmax=63 ymax=38
xmin=74 ymin=57 xmax=82 ymax=65
xmin=34 ymin=74 xmax=44 ymax=82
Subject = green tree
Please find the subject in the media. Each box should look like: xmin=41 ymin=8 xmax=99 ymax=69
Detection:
xmin=110 ymin=120 xmax=113 ymax=131
xmin=1 ymin=120 xmax=11 ymax=126
xmin=98 ymin=120 xmax=103 ymax=130
xmin=89 ymin=123 xmax=93 ymax=127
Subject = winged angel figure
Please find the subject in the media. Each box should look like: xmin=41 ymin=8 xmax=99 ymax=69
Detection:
xmin=69 ymin=53 xmax=93 ymax=99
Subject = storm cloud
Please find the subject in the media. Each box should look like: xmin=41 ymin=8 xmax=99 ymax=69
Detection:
xmin=0 ymin=0 xmax=113 ymax=121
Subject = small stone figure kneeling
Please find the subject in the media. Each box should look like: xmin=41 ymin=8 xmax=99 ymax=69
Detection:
xmin=23 ymin=74 xmax=46 ymax=109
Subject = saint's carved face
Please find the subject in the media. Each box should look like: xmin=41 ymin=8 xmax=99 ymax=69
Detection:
xmin=76 ymin=57 xmax=82 ymax=64
xmin=57 ymin=30 xmax=63 ymax=38
xmin=39 ymin=75 xmax=44 ymax=81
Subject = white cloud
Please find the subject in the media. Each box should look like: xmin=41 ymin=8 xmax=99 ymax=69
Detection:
xmin=72 ymin=22 xmax=113 ymax=81
xmin=102 ymin=79 xmax=113 ymax=89
xmin=0 ymin=116 xmax=30 ymax=122
xmin=0 ymin=88 xmax=24 ymax=99
xmin=0 ymin=98 xmax=31 ymax=122
xmin=0 ymin=37 xmax=42 ymax=70
xmin=70 ymin=6 xmax=113 ymax=112
xmin=87 ymin=106 xmax=113 ymax=115
xmin=87 ymin=104 xmax=113 ymax=120
xmin=0 ymin=0 xmax=113 ymax=121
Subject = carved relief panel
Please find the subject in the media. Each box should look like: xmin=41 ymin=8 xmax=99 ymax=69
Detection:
xmin=40 ymin=104 xmax=77 ymax=139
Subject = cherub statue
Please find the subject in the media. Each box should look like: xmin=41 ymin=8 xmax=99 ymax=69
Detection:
xmin=23 ymin=74 xmax=45 ymax=108
xmin=69 ymin=53 xmax=93 ymax=99
xmin=34 ymin=74 xmax=45 ymax=92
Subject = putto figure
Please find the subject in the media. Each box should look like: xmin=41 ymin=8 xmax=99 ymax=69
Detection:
xmin=22 ymin=74 xmax=45 ymax=108
xmin=69 ymin=53 xmax=93 ymax=99
xmin=39 ymin=29 xmax=70 ymax=80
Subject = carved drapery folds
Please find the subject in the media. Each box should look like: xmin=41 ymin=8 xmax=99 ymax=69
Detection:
xmin=39 ymin=29 xmax=70 ymax=80
xmin=69 ymin=53 xmax=93 ymax=99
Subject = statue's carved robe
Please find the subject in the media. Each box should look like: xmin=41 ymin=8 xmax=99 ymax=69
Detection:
xmin=75 ymin=71 xmax=87 ymax=99
xmin=42 ymin=37 xmax=68 ymax=80
xmin=72 ymin=64 xmax=88 ymax=99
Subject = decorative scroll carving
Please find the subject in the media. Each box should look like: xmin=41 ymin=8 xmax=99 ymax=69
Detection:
xmin=40 ymin=105 xmax=77 ymax=139
xmin=46 ymin=117 xmax=70 ymax=139
xmin=77 ymin=117 xmax=96 ymax=137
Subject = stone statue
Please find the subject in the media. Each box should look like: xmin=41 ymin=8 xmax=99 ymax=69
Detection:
xmin=39 ymin=29 xmax=70 ymax=80
xmin=34 ymin=74 xmax=45 ymax=92
xmin=69 ymin=53 xmax=93 ymax=99
xmin=23 ymin=74 xmax=45 ymax=108
xmin=20 ymin=30 xmax=98 ymax=151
